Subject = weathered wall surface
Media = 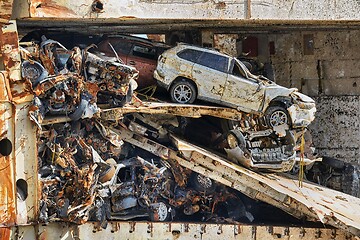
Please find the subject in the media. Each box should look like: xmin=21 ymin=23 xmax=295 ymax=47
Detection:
xmin=270 ymin=30 xmax=360 ymax=97
xmin=11 ymin=0 xmax=360 ymax=20
xmin=268 ymin=30 xmax=360 ymax=163
xmin=308 ymin=96 xmax=360 ymax=163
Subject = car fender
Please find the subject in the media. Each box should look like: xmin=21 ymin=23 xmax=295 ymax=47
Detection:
xmin=262 ymin=86 xmax=297 ymax=112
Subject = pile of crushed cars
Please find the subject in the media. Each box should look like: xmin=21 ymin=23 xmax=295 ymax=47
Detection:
xmin=21 ymin=37 xmax=319 ymax=227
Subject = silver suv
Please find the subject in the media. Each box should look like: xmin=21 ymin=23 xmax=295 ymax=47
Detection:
xmin=154 ymin=44 xmax=316 ymax=128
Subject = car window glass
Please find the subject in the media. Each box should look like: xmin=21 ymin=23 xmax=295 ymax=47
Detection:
xmin=113 ymin=41 xmax=133 ymax=55
xmin=197 ymin=52 xmax=228 ymax=73
xmin=132 ymin=44 xmax=157 ymax=60
xmin=177 ymin=49 xmax=202 ymax=63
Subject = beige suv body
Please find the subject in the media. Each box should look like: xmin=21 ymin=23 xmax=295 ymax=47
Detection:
xmin=154 ymin=44 xmax=316 ymax=128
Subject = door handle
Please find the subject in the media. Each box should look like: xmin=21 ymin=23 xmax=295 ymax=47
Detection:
xmin=129 ymin=60 xmax=136 ymax=65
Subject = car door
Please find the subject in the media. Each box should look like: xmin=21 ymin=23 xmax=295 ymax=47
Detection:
xmin=221 ymin=59 xmax=265 ymax=112
xmin=128 ymin=43 xmax=158 ymax=88
xmin=97 ymin=39 xmax=132 ymax=63
xmin=192 ymin=52 xmax=229 ymax=101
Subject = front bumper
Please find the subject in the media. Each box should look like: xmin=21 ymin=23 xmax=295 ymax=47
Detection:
xmin=288 ymin=104 xmax=316 ymax=128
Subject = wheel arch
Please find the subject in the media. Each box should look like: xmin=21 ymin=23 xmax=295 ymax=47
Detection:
xmin=170 ymin=76 xmax=198 ymax=95
xmin=267 ymin=96 xmax=293 ymax=110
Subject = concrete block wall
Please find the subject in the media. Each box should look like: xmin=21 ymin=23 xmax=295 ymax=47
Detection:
xmin=11 ymin=0 xmax=360 ymax=20
xmin=309 ymin=96 xmax=360 ymax=163
xmin=269 ymin=30 xmax=360 ymax=164
xmin=270 ymin=30 xmax=360 ymax=96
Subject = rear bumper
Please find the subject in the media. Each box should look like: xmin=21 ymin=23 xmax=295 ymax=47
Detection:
xmin=154 ymin=70 xmax=170 ymax=90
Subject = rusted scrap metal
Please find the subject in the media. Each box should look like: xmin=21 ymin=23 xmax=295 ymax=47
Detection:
xmin=16 ymin=31 xmax=360 ymax=238
xmin=20 ymin=37 xmax=139 ymax=127
xmin=37 ymin=119 xmax=254 ymax=226
xmin=110 ymin=124 xmax=360 ymax=236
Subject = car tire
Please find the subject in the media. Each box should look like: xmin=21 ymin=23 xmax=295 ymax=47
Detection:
xmin=170 ymin=79 xmax=196 ymax=104
xmin=190 ymin=172 xmax=216 ymax=194
xmin=226 ymin=130 xmax=246 ymax=150
xmin=225 ymin=130 xmax=251 ymax=160
xmin=265 ymin=106 xmax=290 ymax=128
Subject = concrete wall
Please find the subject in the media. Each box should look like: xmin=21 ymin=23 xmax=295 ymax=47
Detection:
xmin=309 ymin=96 xmax=360 ymax=163
xmin=269 ymin=30 xmax=360 ymax=97
xmin=268 ymin=30 xmax=360 ymax=163
xmin=11 ymin=0 xmax=360 ymax=20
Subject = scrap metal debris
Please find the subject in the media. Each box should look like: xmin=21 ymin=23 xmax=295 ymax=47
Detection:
xmin=37 ymin=119 xmax=255 ymax=225
xmin=21 ymin=36 xmax=139 ymax=127
xmin=20 ymin=36 xmax=360 ymax=237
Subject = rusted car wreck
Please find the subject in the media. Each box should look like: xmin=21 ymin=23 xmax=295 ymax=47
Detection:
xmin=2 ymin=31 xmax=360 ymax=239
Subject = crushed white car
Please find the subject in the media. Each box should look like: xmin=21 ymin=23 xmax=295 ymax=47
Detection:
xmin=154 ymin=44 xmax=316 ymax=128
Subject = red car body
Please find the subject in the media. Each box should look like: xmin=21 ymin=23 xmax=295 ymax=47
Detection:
xmin=96 ymin=35 xmax=169 ymax=89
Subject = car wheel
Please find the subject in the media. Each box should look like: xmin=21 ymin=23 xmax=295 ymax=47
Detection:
xmin=190 ymin=172 xmax=216 ymax=194
xmin=265 ymin=106 xmax=290 ymax=128
xmin=226 ymin=130 xmax=246 ymax=149
xmin=170 ymin=79 xmax=196 ymax=104
xmin=150 ymin=201 xmax=172 ymax=222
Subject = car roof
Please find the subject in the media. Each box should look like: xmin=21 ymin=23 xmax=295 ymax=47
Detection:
xmin=176 ymin=43 xmax=231 ymax=58
xmin=102 ymin=34 xmax=169 ymax=48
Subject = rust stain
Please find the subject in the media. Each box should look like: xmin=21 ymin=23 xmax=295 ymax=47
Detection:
xmin=216 ymin=2 xmax=226 ymax=9
xmin=0 ymin=29 xmax=21 ymax=83
xmin=30 ymin=0 xmax=78 ymax=18
xmin=0 ymin=154 xmax=15 ymax=226
xmin=0 ymin=0 xmax=13 ymax=25
xmin=0 ymin=23 xmax=16 ymax=228
xmin=0 ymin=227 xmax=11 ymax=240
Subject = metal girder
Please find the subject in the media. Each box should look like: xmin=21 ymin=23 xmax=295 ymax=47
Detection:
xmin=100 ymin=102 xmax=244 ymax=121
xmin=16 ymin=18 xmax=360 ymax=36
xmin=41 ymin=102 xmax=246 ymax=125
xmin=9 ymin=221 xmax=359 ymax=240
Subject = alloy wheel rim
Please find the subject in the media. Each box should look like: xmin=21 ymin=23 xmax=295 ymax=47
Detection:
xmin=269 ymin=110 xmax=288 ymax=127
xmin=174 ymin=84 xmax=192 ymax=103
xmin=157 ymin=202 xmax=168 ymax=221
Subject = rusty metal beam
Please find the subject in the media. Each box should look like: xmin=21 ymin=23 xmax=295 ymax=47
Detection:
xmin=41 ymin=102 xmax=246 ymax=125
xmin=16 ymin=18 xmax=360 ymax=36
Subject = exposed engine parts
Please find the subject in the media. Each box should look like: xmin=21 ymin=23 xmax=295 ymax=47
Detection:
xmin=21 ymin=37 xmax=139 ymax=127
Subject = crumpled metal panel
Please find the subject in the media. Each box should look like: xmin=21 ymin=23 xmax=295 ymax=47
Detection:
xmin=171 ymin=137 xmax=360 ymax=237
